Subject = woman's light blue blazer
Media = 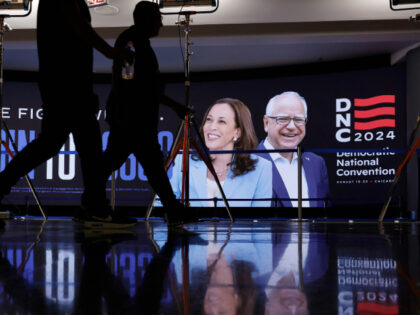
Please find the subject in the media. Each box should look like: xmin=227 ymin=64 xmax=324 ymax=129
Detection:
xmin=168 ymin=154 xmax=272 ymax=207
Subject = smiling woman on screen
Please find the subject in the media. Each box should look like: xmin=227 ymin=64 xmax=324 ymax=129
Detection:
xmin=169 ymin=98 xmax=272 ymax=207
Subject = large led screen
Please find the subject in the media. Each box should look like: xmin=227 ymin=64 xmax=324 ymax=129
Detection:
xmin=0 ymin=65 xmax=406 ymax=208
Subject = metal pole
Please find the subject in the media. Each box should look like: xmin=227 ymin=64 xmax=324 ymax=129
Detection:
xmin=111 ymin=171 xmax=116 ymax=211
xmin=298 ymin=222 xmax=303 ymax=290
xmin=182 ymin=115 xmax=191 ymax=206
xmin=297 ymin=145 xmax=303 ymax=221
xmin=0 ymin=17 xmax=4 ymax=131
xmin=183 ymin=13 xmax=192 ymax=207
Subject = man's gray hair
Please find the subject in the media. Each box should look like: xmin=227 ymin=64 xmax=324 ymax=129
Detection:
xmin=265 ymin=91 xmax=308 ymax=117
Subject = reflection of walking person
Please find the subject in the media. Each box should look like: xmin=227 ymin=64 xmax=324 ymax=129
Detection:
xmin=103 ymin=1 xmax=194 ymax=225
xmin=0 ymin=0 xmax=134 ymax=226
xmin=75 ymin=227 xmax=206 ymax=314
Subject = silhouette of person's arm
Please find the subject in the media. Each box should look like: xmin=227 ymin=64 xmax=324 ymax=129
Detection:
xmin=59 ymin=0 xmax=133 ymax=62
xmin=160 ymin=94 xmax=192 ymax=118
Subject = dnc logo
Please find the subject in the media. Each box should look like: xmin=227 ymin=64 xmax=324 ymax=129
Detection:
xmin=335 ymin=95 xmax=396 ymax=143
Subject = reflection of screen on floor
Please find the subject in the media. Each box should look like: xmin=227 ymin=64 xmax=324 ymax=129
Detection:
xmin=160 ymin=0 xmax=215 ymax=7
xmin=86 ymin=0 xmax=108 ymax=7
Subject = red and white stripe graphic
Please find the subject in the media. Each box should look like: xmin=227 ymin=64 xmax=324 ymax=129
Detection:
xmin=353 ymin=95 xmax=396 ymax=130
xmin=87 ymin=0 xmax=107 ymax=7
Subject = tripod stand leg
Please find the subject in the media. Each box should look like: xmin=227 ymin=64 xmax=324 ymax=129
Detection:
xmin=111 ymin=171 xmax=116 ymax=211
xmin=379 ymin=115 xmax=420 ymax=222
xmin=379 ymin=194 xmax=395 ymax=222
xmin=144 ymin=143 xmax=182 ymax=221
xmin=190 ymin=118 xmax=233 ymax=221
xmin=23 ymin=174 xmax=47 ymax=220
xmin=1 ymin=137 xmax=47 ymax=220
xmin=191 ymin=138 xmax=233 ymax=221
xmin=181 ymin=116 xmax=191 ymax=206
xmin=145 ymin=119 xmax=185 ymax=221
xmin=379 ymin=135 xmax=420 ymax=222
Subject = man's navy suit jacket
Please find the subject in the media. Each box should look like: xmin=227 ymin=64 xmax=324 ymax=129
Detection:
xmin=257 ymin=141 xmax=330 ymax=207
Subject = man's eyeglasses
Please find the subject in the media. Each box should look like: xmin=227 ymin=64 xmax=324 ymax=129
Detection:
xmin=267 ymin=115 xmax=307 ymax=126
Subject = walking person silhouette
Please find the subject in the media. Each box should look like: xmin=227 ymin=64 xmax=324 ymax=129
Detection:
xmin=103 ymin=1 xmax=196 ymax=226
xmin=0 ymin=0 xmax=135 ymax=227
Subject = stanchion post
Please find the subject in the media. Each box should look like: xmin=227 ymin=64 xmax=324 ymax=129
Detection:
xmin=297 ymin=145 xmax=303 ymax=221
xmin=298 ymin=221 xmax=303 ymax=290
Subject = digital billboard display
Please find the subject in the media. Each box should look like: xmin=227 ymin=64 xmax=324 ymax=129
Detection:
xmin=0 ymin=65 xmax=406 ymax=209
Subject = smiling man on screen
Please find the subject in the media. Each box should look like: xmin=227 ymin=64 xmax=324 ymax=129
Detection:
xmin=257 ymin=92 xmax=329 ymax=208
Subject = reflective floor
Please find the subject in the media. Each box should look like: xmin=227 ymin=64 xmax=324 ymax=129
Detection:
xmin=0 ymin=217 xmax=419 ymax=315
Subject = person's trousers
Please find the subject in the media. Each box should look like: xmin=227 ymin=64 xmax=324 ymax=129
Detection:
xmin=103 ymin=123 xmax=178 ymax=207
xmin=0 ymin=106 xmax=106 ymax=209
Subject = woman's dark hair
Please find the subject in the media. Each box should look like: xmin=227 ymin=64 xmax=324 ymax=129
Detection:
xmin=199 ymin=98 xmax=258 ymax=176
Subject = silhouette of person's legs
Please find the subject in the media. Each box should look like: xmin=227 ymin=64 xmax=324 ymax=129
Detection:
xmin=0 ymin=103 xmax=107 ymax=210
xmin=133 ymin=138 xmax=180 ymax=207
xmin=0 ymin=110 xmax=70 ymax=197
xmin=71 ymin=111 xmax=107 ymax=210
xmin=102 ymin=124 xmax=132 ymax=182
xmin=103 ymin=124 xmax=179 ymax=208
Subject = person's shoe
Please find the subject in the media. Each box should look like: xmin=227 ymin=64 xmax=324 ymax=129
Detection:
xmin=0 ymin=219 xmax=5 ymax=233
xmin=0 ymin=191 xmax=7 ymax=213
xmin=73 ymin=206 xmax=138 ymax=228
xmin=164 ymin=202 xmax=200 ymax=227
xmin=72 ymin=207 xmax=89 ymax=223
xmin=0 ymin=210 xmax=12 ymax=220
xmin=83 ymin=213 xmax=138 ymax=229
xmin=165 ymin=211 xmax=200 ymax=227
xmin=0 ymin=187 xmax=12 ymax=219
xmin=0 ymin=178 xmax=11 ymax=203
xmin=74 ymin=203 xmax=138 ymax=228
xmin=75 ymin=228 xmax=137 ymax=245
